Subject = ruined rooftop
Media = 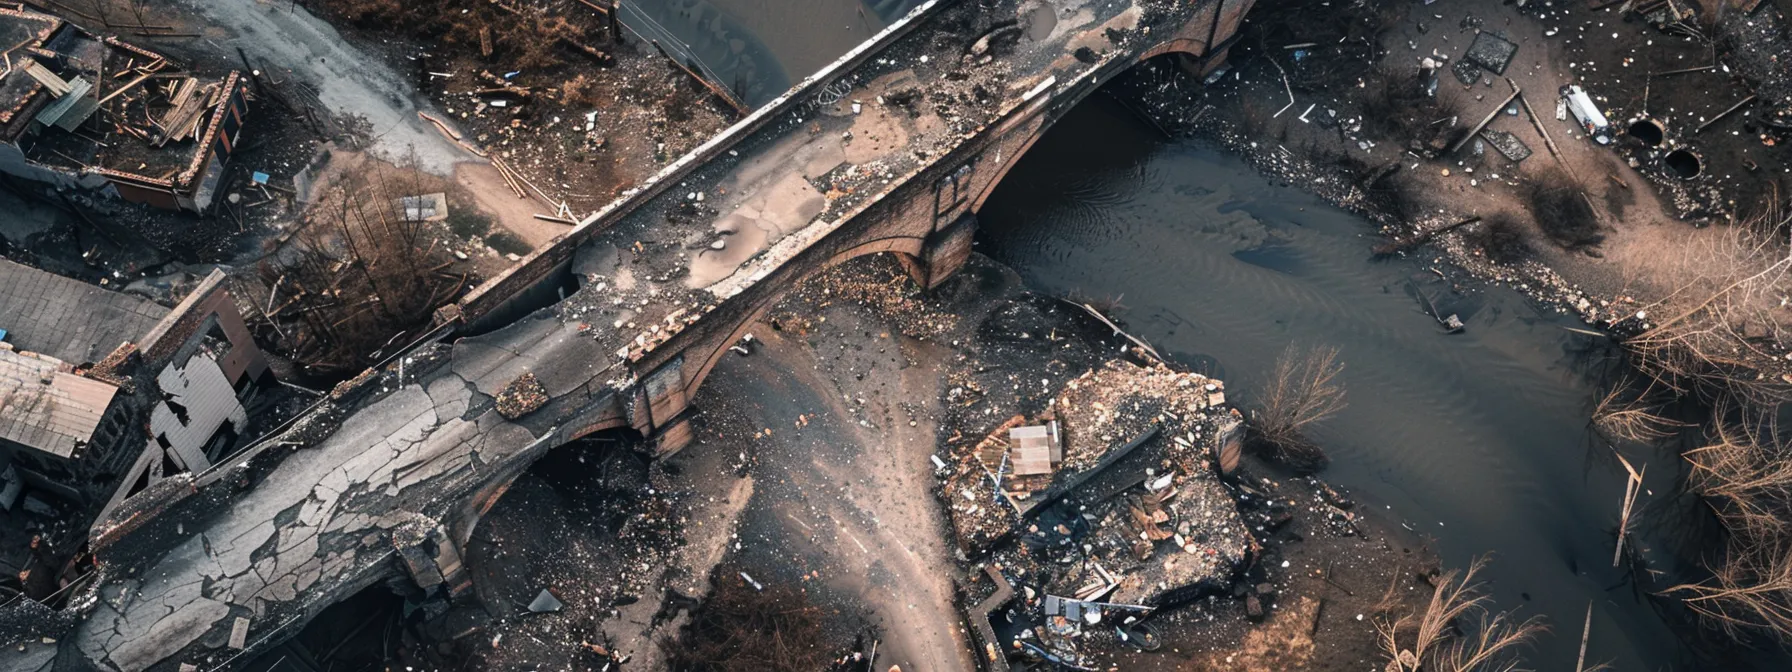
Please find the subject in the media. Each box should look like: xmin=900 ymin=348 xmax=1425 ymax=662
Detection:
xmin=0 ymin=344 xmax=117 ymax=459
xmin=0 ymin=258 xmax=167 ymax=364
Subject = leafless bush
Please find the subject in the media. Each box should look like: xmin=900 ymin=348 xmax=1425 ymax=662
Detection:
xmin=1623 ymin=220 xmax=1792 ymax=407
xmin=1521 ymin=170 xmax=1603 ymax=250
xmin=660 ymin=570 xmax=840 ymax=672
xmin=1357 ymin=68 xmax=1464 ymax=148
xmin=1671 ymin=410 xmax=1792 ymax=643
xmin=1590 ymin=383 xmax=1685 ymax=444
xmin=1248 ymin=344 xmax=1347 ymax=473
xmin=1376 ymin=556 xmax=1546 ymax=672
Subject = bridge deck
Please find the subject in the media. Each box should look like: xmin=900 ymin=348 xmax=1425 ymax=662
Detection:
xmin=62 ymin=0 xmax=1219 ymax=668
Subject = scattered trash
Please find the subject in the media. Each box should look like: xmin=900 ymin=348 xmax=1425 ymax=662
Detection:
xmin=1560 ymin=85 xmax=1613 ymax=144
xmin=1463 ymin=31 xmax=1517 ymax=75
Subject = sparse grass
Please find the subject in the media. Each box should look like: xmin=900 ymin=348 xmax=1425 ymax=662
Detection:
xmin=1248 ymin=344 xmax=1347 ymax=474
xmin=1375 ymin=556 xmax=1546 ymax=672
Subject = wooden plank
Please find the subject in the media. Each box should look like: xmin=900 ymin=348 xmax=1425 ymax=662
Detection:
xmin=97 ymin=69 xmax=157 ymax=105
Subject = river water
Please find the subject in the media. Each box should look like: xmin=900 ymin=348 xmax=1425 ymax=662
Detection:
xmin=624 ymin=0 xmax=925 ymax=106
xmin=977 ymin=96 xmax=1744 ymax=670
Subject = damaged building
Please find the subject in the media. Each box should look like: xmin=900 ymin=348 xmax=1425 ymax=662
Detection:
xmin=946 ymin=361 xmax=1256 ymax=669
xmin=98 ymin=269 xmax=271 ymax=519
xmin=0 ymin=261 xmax=271 ymax=599
xmin=0 ymin=5 xmax=247 ymax=212
xmin=0 ymin=258 xmax=167 ymax=514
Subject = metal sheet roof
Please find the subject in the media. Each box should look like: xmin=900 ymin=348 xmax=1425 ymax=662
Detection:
xmin=0 ymin=347 xmax=117 ymax=458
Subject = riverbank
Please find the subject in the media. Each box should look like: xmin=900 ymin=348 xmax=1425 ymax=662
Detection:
xmin=402 ymin=252 xmax=1448 ymax=671
xmin=1109 ymin=0 xmax=1792 ymax=360
xmin=683 ymin=255 xmax=1442 ymax=670
xmin=1058 ymin=0 xmax=1792 ymax=664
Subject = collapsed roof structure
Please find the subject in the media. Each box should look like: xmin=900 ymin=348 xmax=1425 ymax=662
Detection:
xmin=0 ymin=5 xmax=247 ymax=212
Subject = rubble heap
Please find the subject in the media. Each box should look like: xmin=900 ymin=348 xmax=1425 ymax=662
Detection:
xmin=495 ymin=371 xmax=548 ymax=419
xmin=945 ymin=360 xmax=1255 ymax=668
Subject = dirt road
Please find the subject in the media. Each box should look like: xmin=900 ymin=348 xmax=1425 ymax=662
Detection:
xmin=166 ymin=0 xmax=473 ymax=173
xmin=697 ymin=304 xmax=973 ymax=671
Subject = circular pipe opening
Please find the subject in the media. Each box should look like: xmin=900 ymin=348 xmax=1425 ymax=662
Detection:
xmin=1664 ymin=149 xmax=1702 ymax=179
xmin=1627 ymin=119 xmax=1665 ymax=147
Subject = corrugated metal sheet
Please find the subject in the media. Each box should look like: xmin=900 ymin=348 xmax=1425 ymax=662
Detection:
xmin=34 ymin=76 xmax=93 ymax=131
xmin=0 ymin=347 xmax=117 ymax=458
xmin=150 ymin=354 xmax=246 ymax=471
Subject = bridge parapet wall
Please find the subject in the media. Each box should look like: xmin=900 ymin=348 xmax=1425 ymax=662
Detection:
xmin=449 ymin=0 xmax=950 ymax=328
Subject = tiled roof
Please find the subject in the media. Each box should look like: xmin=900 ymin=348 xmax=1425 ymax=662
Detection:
xmin=0 ymin=259 xmax=168 ymax=364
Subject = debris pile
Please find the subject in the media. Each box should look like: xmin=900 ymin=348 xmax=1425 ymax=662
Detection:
xmin=495 ymin=371 xmax=548 ymax=418
xmin=771 ymin=257 xmax=959 ymax=339
xmin=944 ymin=359 xmax=1255 ymax=665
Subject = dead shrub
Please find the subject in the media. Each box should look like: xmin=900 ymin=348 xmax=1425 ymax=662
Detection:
xmin=1671 ymin=410 xmax=1792 ymax=643
xmin=1621 ymin=212 xmax=1792 ymax=645
xmin=1247 ymin=344 xmax=1347 ymax=474
xmin=659 ymin=569 xmax=841 ymax=672
xmin=1375 ymin=556 xmax=1546 ymax=672
xmin=562 ymin=74 xmax=600 ymax=107
xmin=1358 ymin=68 xmax=1463 ymax=148
xmin=1461 ymin=213 xmax=1529 ymax=264
xmin=1590 ymin=382 xmax=1685 ymax=444
xmin=1624 ymin=220 xmax=1792 ymax=407
xmin=1520 ymin=171 xmax=1603 ymax=249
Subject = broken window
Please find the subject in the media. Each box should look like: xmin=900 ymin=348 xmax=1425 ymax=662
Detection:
xmin=934 ymin=161 xmax=975 ymax=224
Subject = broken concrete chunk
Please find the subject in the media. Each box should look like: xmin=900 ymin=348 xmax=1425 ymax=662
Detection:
xmin=227 ymin=616 xmax=250 ymax=650
xmin=1464 ymin=31 xmax=1517 ymax=75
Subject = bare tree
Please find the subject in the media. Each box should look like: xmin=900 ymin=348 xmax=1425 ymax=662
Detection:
xmin=256 ymin=160 xmax=467 ymax=375
xmin=1377 ymin=556 xmax=1546 ymax=672
xmin=1248 ymin=343 xmax=1347 ymax=473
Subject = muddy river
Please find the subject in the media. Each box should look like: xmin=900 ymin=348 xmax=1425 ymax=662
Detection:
xmin=978 ymin=96 xmax=1753 ymax=670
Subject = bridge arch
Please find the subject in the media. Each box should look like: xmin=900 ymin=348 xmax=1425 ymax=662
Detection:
xmin=451 ymin=423 xmax=644 ymax=547
xmin=681 ymin=237 xmax=929 ymax=422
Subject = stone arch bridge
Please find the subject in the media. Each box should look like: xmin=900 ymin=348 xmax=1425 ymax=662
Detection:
xmin=48 ymin=0 xmax=1254 ymax=669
